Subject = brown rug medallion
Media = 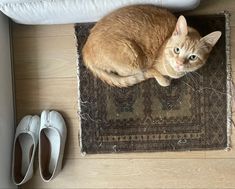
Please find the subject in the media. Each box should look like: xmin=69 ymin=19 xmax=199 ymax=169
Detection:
xmin=75 ymin=14 xmax=232 ymax=154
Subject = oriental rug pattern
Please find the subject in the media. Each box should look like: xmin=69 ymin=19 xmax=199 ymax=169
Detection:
xmin=75 ymin=14 xmax=231 ymax=154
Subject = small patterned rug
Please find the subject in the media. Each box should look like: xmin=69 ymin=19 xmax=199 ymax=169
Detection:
xmin=75 ymin=14 xmax=232 ymax=154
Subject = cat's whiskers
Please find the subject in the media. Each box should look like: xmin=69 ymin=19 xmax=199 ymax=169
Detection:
xmin=192 ymin=71 xmax=202 ymax=77
xmin=187 ymin=72 xmax=228 ymax=97
xmin=181 ymin=80 xmax=228 ymax=98
xmin=181 ymin=80 xmax=198 ymax=92
xmin=198 ymin=87 xmax=228 ymax=96
xmin=186 ymin=73 xmax=198 ymax=86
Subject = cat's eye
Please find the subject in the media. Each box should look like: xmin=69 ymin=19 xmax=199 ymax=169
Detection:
xmin=188 ymin=55 xmax=198 ymax=61
xmin=174 ymin=47 xmax=180 ymax=54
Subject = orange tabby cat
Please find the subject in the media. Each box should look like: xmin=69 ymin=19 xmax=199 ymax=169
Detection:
xmin=82 ymin=5 xmax=221 ymax=87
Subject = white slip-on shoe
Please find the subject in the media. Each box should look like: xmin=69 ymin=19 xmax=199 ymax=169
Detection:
xmin=12 ymin=115 xmax=40 ymax=185
xmin=39 ymin=110 xmax=67 ymax=182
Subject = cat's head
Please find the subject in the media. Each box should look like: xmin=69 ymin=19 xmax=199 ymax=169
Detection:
xmin=164 ymin=15 xmax=221 ymax=76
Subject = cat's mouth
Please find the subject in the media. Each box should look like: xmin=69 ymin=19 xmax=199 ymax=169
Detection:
xmin=169 ymin=62 xmax=185 ymax=73
xmin=164 ymin=60 xmax=187 ymax=79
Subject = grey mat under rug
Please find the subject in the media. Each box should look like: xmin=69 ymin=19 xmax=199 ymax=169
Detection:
xmin=75 ymin=14 xmax=232 ymax=154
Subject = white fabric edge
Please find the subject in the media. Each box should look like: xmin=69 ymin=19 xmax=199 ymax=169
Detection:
xmin=0 ymin=0 xmax=200 ymax=25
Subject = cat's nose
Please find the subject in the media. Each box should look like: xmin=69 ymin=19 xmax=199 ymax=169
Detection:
xmin=176 ymin=60 xmax=185 ymax=65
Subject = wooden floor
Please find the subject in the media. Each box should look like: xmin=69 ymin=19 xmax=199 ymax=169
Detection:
xmin=13 ymin=0 xmax=235 ymax=188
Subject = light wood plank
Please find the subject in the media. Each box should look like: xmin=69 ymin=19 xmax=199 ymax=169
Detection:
xmin=15 ymin=78 xmax=78 ymax=110
xmin=12 ymin=23 xmax=75 ymax=38
xmin=13 ymin=36 xmax=77 ymax=79
xmin=22 ymin=159 xmax=235 ymax=189
xmin=13 ymin=36 xmax=76 ymax=62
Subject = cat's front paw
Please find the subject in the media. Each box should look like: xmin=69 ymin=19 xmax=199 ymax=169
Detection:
xmin=155 ymin=76 xmax=171 ymax=87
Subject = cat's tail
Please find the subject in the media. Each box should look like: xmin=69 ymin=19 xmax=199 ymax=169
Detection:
xmin=87 ymin=66 xmax=146 ymax=88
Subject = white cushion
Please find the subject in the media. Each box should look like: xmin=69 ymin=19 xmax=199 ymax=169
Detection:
xmin=0 ymin=0 xmax=200 ymax=25
xmin=162 ymin=0 xmax=200 ymax=10
xmin=0 ymin=0 xmax=38 ymax=2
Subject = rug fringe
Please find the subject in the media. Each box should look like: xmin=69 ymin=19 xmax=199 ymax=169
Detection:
xmin=74 ymin=25 xmax=86 ymax=156
xmin=224 ymin=11 xmax=233 ymax=151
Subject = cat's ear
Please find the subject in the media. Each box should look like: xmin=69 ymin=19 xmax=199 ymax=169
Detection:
xmin=200 ymin=31 xmax=222 ymax=47
xmin=173 ymin=15 xmax=188 ymax=36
